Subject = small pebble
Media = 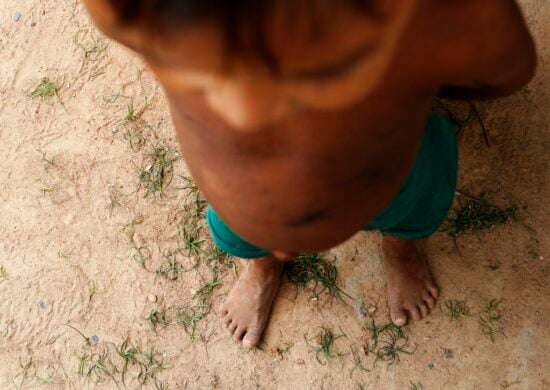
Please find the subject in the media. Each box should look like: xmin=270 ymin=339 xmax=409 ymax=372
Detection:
xmin=14 ymin=12 xmax=22 ymax=22
xmin=30 ymin=21 xmax=36 ymax=27
xmin=367 ymin=306 xmax=377 ymax=315
xmin=295 ymin=358 xmax=305 ymax=365
xmin=64 ymin=213 xmax=74 ymax=225
xmin=90 ymin=335 xmax=99 ymax=345
xmin=147 ymin=294 xmax=157 ymax=303
xmin=357 ymin=302 xmax=367 ymax=317
xmin=38 ymin=300 xmax=46 ymax=309
xmin=428 ymin=362 xmax=435 ymax=369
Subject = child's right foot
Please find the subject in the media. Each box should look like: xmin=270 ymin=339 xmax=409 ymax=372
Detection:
xmin=382 ymin=235 xmax=439 ymax=326
xmin=220 ymin=256 xmax=283 ymax=348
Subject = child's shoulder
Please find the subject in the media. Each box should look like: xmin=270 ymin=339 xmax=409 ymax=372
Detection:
xmin=415 ymin=0 xmax=536 ymax=96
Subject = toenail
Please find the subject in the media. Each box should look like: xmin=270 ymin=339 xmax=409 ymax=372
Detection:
xmin=392 ymin=315 xmax=407 ymax=326
xmin=419 ymin=304 xmax=429 ymax=317
xmin=233 ymin=328 xmax=246 ymax=342
xmin=409 ymin=307 xmax=421 ymax=321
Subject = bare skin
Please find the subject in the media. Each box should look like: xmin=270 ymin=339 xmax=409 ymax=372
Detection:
xmin=220 ymin=236 xmax=438 ymax=348
xmin=84 ymin=0 xmax=536 ymax=347
xmin=220 ymin=256 xmax=283 ymax=348
xmin=381 ymin=235 xmax=438 ymax=325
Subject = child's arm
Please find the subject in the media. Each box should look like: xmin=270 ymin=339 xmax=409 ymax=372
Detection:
xmin=438 ymin=0 xmax=536 ymax=100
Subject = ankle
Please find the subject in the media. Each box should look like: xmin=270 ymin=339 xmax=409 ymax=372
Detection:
xmin=382 ymin=234 xmax=413 ymax=248
xmin=381 ymin=235 xmax=416 ymax=261
xmin=247 ymin=256 xmax=284 ymax=277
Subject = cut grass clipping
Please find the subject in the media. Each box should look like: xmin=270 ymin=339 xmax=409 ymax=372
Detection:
xmin=123 ymin=215 xmax=152 ymax=269
xmin=175 ymin=303 xmax=210 ymax=341
xmin=193 ymin=267 xmax=222 ymax=301
xmin=305 ymin=327 xmax=347 ymax=365
xmin=178 ymin=174 xmax=208 ymax=220
xmin=112 ymin=339 xmax=139 ymax=386
xmin=367 ymin=320 xmax=416 ymax=366
xmin=179 ymin=223 xmax=206 ymax=257
xmin=119 ymin=98 xmax=154 ymax=152
xmin=29 ymin=78 xmax=60 ymax=101
xmin=156 ymin=250 xmax=184 ymax=281
xmin=74 ymin=29 xmax=108 ymax=60
xmin=479 ymin=299 xmax=504 ymax=342
xmin=443 ymin=299 xmax=470 ymax=320
xmin=173 ymin=265 xmax=222 ymax=341
xmin=75 ymin=339 xmax=169 ymax=388
xmin=285 ymin=253 xmax=351 ymax=301
xmin=139 ymin=146 xmax=177 ymax=197
xmin=146 ymin=309 xmax=168 ymax=332
xmin=349 ymin=345 xmax=371 ymax=378
xmin=443 ymin=193 xmax=517 ymax=237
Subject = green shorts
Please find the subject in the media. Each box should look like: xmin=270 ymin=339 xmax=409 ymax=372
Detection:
xmin=207 ymin=114 xmax=458 ymax=259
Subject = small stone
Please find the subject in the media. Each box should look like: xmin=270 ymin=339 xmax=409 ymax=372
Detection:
xmin=64 ymin=213 xmax=74 ymax=225
xmin=14 ymin=12 xmax=22 ymax=22
xmin=356 ymin=302 xmax=367 ymax=317
xmin=38 ymin=300 xmax=46 ymax=309
xmin=147 ymin=294 xmax=157 ymax=303
xmin=367 ymin=306 xmax=377 ymax=315
xmin=30 ymin=21 xmax=36 ymax=27
xmin=295 ymin=358 xmax=305 ymax=365
xmin=428 ymin=362 xmax=435 ymax=369
xmin=90 ymin=335 xmax=99 ymax=345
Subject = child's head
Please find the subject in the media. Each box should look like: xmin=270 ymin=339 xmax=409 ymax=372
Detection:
xmin=85 ymin=0 xmax=414 ymax=128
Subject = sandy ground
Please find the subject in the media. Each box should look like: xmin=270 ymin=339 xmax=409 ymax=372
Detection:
xmin=0 ymin=1 xmax=549 ymax=389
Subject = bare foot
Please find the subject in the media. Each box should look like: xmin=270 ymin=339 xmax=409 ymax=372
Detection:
xmin=382 ymin=235 xmax=439 ymax=326
xmin=220 ymin=256 xmax=283 ymax=348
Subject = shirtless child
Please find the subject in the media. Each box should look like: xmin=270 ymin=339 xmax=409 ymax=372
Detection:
xmin=84 ymin=0 xmax=536 ymax=348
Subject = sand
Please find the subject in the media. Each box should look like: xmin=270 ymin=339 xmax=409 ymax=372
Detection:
xmin=0 ymin=0 xmax=549 ymax=389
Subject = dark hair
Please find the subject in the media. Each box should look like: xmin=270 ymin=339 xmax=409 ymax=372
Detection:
xmin=107 ymin=0 xmax=376 ymax=69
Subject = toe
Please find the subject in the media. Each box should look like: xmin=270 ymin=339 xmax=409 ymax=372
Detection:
xmin=408 ymin=305 xmax=421 ymax=321
xmin=233 ymin=327 xmax=246 ymax=342
xmin=418 ymin=302 xmax=429 ymax=317
xmin=242 ymin=326 xmax=262 ymax=349
xmin=423 ymin=292 xmax=435 ymax=309
xmin=390 ymin=306 xmax=408 ymax=326
xmin=223 ymin=316 xmax=233 ymax=327
xmin=427 ymin=283 xmax=439 ymax=299
xmin=228 ymin=322 xmax=238 ymax=334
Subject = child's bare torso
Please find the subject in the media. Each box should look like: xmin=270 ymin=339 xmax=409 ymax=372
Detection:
xmin=169 ymin=76 xmax=432 ymax=252
xmin=84 ymin=0 xmax=534 ymax=252
xmin=82 ymin=0 xmax=536 ymax=342
xmin=159 ymin=1 xmax=534 ymax=252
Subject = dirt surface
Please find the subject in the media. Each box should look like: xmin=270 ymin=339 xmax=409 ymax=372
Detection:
xmin=0 ymin=1 xmax=549 ymax=389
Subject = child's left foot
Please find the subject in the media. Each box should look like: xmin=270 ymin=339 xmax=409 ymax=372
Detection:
xmin=381 ymin=235 xmax=439 ymax=326
xmin=220 ymin=256 xmax=283 ymax=348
